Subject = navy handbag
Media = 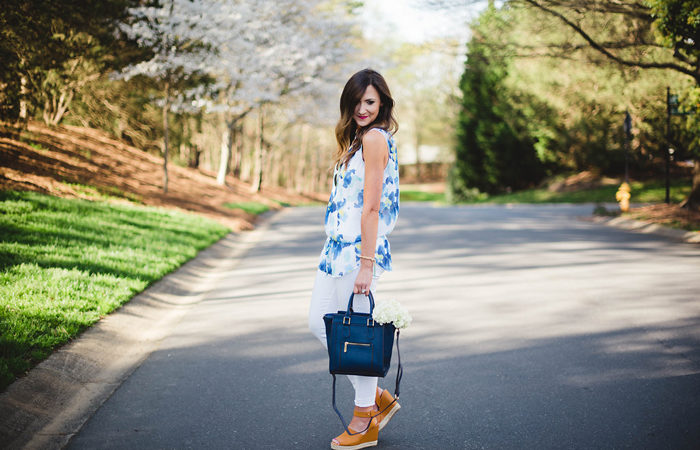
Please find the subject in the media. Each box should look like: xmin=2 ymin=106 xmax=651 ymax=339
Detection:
xmin=323 ymin=291 xmax=403 ymax=435
xmin=323 ymin=291 xmax=395 ymax=376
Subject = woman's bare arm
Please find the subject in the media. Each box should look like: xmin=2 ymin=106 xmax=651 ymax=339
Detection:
xmin=353 ymin=130 xmax=389 ymax=294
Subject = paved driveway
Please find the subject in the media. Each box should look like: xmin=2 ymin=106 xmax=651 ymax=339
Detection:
xmin=68 ymin=204 xmax=700 ymax=449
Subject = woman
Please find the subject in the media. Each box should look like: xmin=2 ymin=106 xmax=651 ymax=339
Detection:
xmin=308 ymin=68 xmax=401 ymax=449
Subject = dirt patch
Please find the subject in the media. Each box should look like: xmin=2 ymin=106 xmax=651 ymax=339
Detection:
xmin=547 ymin=170 xmax=619 ymax=193
xmin=0 ymin=121 xmax=325 ymax=231
xmin=626 ymin=203 xmax=700 ymax=232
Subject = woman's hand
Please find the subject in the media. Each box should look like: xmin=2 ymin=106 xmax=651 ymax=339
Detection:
xmin=353 ymin=262 xmax=373 ymax=294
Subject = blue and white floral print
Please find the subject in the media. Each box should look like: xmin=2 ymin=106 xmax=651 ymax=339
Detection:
xmin=319 ymin=128 xmax=400 ymax=277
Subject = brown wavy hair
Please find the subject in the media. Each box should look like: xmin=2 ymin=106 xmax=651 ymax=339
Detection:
xmin=333 ymin=69 xmax=398 ymax=169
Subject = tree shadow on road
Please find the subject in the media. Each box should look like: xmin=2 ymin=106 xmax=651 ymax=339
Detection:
xmin=68 ymin=316 xmax=700 ymax=450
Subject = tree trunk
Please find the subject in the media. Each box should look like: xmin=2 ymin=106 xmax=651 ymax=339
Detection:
xmin=42 ymin=99 xmax=51 ymax=125
xmin=19 ymin=74 xmax=28 ymax=121
xmin=232 ymin=122 xmax=243 ymax=178
xmin=54 ymin=90 xmax=71 ymax=125
xmin=295 ymin=123 xmax=310 ymax=192
xmin=47 ymin=89 xmax=74 ymax=126
xmin=268 ymin=145 xmax=278 ymax=188
xmin=188 ymin=145 xmax=201 ymax=168
xmin=250 ymin=107 xmax=264 ymax=193
xmin=311 ymin=140 xmax=320 ymax=194
xmin=414 ymin=117 xmax=422 ymax=181
xmin=685 ymin=158 xmax=700 ymax=211
xmin=162 ymin=83 xmax=170 ymax=194
xmin=216 ymin=118 xmax=233 ymax=185
xmin=179 ymin=116 xmax=189 ymax=164
xmin=239 ymin=121 xmax=250 ymax=183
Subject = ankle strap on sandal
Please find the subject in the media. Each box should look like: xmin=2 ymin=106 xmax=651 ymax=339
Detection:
xmin=353 ymin=409 xmax=375 ymax=418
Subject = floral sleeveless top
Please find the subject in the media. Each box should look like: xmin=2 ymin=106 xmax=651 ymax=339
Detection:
xmin=319 ymin=128 xmax=400 ymax=277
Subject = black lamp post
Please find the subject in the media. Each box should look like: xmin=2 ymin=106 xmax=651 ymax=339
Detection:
xmin=665 ymin=86 xmax=696 ymax=204
xmin=623 ymin=111 xmax=631 ymax=183
xmin=665 ymin=87 xmax=673 ymax=204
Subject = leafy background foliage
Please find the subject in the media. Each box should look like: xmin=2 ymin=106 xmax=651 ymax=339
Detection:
xmin=449 ymin=0 xmax=699 ymax=202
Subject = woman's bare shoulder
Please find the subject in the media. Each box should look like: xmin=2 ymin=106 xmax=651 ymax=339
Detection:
xmin=362 ymin=128 xmax=388 ymax=149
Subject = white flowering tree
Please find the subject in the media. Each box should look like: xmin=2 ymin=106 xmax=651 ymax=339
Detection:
xmin=205 ymin=0 xmax=357 ymax=190
xmin=120 ymin=0 xmax=359 ymax=193
xmin=118 ymin=0 xmax=219 ymax=193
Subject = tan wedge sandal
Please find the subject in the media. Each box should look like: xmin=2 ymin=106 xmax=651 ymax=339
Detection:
xmin=330 ymin=409 xmax=379 ymax=450
xmin=375 ymin=388 xmax=401 ymax=431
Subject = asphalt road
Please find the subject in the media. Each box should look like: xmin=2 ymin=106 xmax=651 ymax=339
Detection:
xmin=68 ymin=204 xmax=700 ymax=449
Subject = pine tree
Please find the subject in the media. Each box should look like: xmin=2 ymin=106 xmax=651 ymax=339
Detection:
xmin=450 ymin=6 xmax=543 ymax=199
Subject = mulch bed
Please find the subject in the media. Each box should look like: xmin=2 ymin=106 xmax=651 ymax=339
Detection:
xmin=627 ymin=203 xmax=700 ymax=232
xmin=1 ymin=121 xmax=324 ymax=231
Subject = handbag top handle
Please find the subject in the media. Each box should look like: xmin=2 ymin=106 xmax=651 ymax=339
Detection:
xmin=346 ymin=291 xmax=375 ymax=315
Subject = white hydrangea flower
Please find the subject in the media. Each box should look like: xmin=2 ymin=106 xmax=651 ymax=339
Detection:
xmin=372 ymin=298 xmax=412 ymax=329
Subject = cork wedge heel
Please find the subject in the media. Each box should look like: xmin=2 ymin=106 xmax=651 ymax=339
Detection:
xmin=375 ymin=388 xmax=401 ymax=431
xmin=330 ymin=409 xmax=379 ymax=450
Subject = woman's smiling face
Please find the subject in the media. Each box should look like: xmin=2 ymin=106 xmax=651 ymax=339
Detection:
xmin=353 ymin=84 xmax=381 ymax=128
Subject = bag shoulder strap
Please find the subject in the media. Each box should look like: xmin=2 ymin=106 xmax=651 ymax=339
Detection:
xmin=331 ymin=330 xmax=402 ymax=436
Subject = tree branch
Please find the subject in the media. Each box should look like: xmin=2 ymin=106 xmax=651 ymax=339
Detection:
xmin=538 ymin=0 xmax=652 ymax=20
xmin=478 ymin=40 xmax=666 ymax=52
xmin=518 ymin=0 xmax=700 ymax=83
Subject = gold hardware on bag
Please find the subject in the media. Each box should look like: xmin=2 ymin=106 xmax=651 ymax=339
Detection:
xmin=344 ymin=342 xmax=371 ymax=352
xmin=343 ymin=317 xmax=351 ymax=325
xmin=367 ymin=318 xmax=374 ymax=327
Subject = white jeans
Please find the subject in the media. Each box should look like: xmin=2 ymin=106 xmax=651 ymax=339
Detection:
xmin=308 ymin=268 xmax=379 ymax=407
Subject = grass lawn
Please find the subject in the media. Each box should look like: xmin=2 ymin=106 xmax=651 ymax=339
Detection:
xmin=400 ymin=190 xmax=446 ymax=203
xmin=0 ymin=190 xmax=229 ymax=391
xmin=400 ymin=179 xmax=691 ymax=205
xmin=470 ymin=178 xmax=692 ymax=205
xmin=223 ymin=201 xmax=272 ymax=215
